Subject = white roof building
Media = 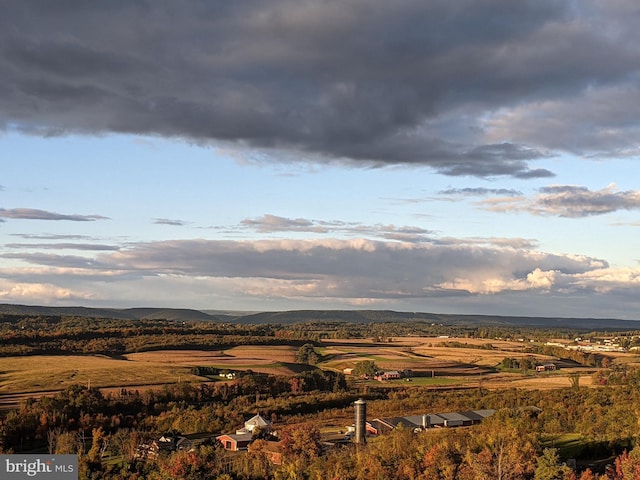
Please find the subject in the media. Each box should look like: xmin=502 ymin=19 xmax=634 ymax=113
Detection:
xmin=244 ymin=414 xmax=272 ymax=432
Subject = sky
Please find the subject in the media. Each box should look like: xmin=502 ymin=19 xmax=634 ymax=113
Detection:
xmin=1 ymin=0 xmax=639 ymax=320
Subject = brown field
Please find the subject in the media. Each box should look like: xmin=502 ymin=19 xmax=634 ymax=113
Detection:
xmin=0 ymin=336 xmax=632 ymax=410
xmin=320 ymin=337 xmax=605 ymax=389
xmin=0 ymin=346 xmax=301 ymax=397
xmin=322 ymin=337 xmax=554 ymax=372
xmin=0 ymin=354 xmax=201 ymax=394
xmin=126 ymin=346 xmax=303 ymax=375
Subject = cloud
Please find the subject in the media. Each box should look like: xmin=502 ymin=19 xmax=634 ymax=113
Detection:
xmin=480 ymin=183 xmax=640 ymax=217
xmin=433 ymin=236 xmax=538 ymax=249
xmin=10 ymin=233 xmax=94 ymax=240
xmin=240 ymin=214 xmax=434 ymax=242
xmin=0 ymin=281 xmax=94 ymax=303
xmin=0 ymin=237 xmax=610 ymax=296
xmin=153 ymin=218 xmax=187 ymax=226
xmin=0 ymin=208 xmax=109 ymax=221
xmin=439 ymin=187 xmax=523 ymax=197
xmin=2 ymin=236 xmax=638 ymax=316
xmin=241 ymin=214 xmax=323 ymax=233
xmin=5 ymin=243 xmax=119 ymax=251
xmin=2 ymin=1 xmax=640 ymax=176
xmin=484 ymin=83 xmax=640 ymax=158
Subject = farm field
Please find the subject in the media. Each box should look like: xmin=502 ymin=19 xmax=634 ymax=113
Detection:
xmin=0 ymin=335 xmax=620 ymax=403
xmin=0 ymin=354 xmax=201 ymax=394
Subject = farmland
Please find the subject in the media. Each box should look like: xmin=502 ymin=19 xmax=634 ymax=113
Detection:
xmin=4 ymin=310 xmax=640 ymax=479
xmin=1 ymin=334 xmax=619 ymax=404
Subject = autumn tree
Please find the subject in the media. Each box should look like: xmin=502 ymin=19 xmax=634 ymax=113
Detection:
xmin=297 ymin=343 xmax=320 ymax=365
xmin=613 ymin=448 xmax=640 ymax=479
xmin=462 ymin=410 xmax=539 ymax=480
xmin=422 ymin=441 xmax=464 ymax=480
xmin=353 ymin=360 xmax=378 ymax=377
xmin=54 ymin=431 xmax=80 ymax=454
xmin=87 ymin=427 xmax=106 ymax=463
xmin=280 ymin=424 xmax=322 ymax=464
xmin=534 ymin=448 xmax=573 ymax=480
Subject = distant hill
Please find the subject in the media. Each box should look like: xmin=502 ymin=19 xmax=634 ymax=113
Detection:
xmin=0 ymin=303 xmax=133 ymax=320
xmin=230 ymin=309 xmax=640 ymax=330
xmin=0 ymin=303 xmax=223 ymax=323
xmin=122 ymin=308 xmax=220 ymax=322
xmin=0 ymin=303 xmax=639 ymax=330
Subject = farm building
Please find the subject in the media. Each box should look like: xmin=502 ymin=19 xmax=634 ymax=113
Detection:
xmin=216 ymin=432 xmax=253 ymax=451
xmin=134 ymin=432 xmax=196 ymax=460
xmin=216 ymin=414 xmax=273 ymax=451
xmin=244 ymin=413 xmax=272 ymax=433
xmin=374 ymin=370 xmax=402 ymax=381
xmin=370 ymin=409 xmax=496 ymax=434
xmin=536 ymin=363 xmax=557 ymax=372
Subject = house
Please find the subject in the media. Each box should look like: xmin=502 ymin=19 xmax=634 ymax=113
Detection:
xmin=244 ymin=414 xmax=272 ymax=433
xmin=134 ymin=441 xmax=159 ymax=461
xmin=536 ymin=363 xmax=557 ymax=372
xmin=216 ymin=432 xmax=253 ymax=451
xmin=374 ymin=371 xmax=402 ymax=381
xmin=135 ymin=432 xmax=196 ymax=460
xmin=175 ymin=437 xmax=194 ymax=451
xmin=343 ymin=367 xmax=354 ymax=375
xmin=365 ymin=421 xmax=380 ymax=436
xmin=156 ymin=431 xmax=194 ymax=452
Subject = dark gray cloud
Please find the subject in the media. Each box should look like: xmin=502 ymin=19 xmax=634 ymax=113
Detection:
xmin=0 ymin=208 xmax=109 ymax=221
xmin=440 ymin=187 xmax=523 ymax=197
xmin=2 ymin=1 xmax=639 ymax=177
xmin=153 ymin=218 xmax=187 ymax=226
xmin=536 ymin=185 xmax=640 ymax=217
xmin=481 ymin=184 xmax=640 ymax=217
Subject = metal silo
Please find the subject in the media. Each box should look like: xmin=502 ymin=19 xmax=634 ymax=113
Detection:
xmin=354 ymin=398 xmax=366 ymax=444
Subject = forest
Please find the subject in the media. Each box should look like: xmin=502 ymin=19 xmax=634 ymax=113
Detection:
xmin=2 ymin=313 xmax=640 ymax=479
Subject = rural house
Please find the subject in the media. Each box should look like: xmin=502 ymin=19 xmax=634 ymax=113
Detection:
xmin=536 ymin=363 xmax=557 ymax=372
xmin=216 ymin=432 xmax=253 ymax=451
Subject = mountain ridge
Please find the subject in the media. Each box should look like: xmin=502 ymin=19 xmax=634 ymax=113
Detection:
xmin=0 ymin=303 xmax=638 ymax=330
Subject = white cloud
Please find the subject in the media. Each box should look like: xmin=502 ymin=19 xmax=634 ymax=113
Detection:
xmin=0 ymin=281 xmax=95 ymax=303
xmin=2 ymin=237 xmax=637 ymax=310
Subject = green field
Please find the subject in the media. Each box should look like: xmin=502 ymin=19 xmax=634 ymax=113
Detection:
xmin=356 ymin=376 xmax=464 ymax=387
